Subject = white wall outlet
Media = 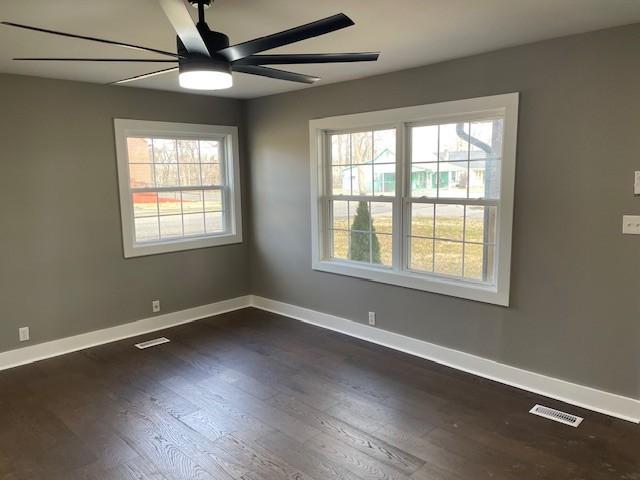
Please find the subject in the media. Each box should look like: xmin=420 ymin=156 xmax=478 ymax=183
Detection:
xmin=19 ymin=327 xmax=30 ymax=342
xmin=152 ymin=300 xmax=161 ymax=313
xmin=622 ymin=215 xmax=640 ymax=235
xmin=368 ymin=312 xmax=376 ymax=326
xmin=635 ymin=171 xmax=640 ymax=195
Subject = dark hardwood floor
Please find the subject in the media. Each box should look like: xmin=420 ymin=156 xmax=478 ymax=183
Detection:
xmin=0 ymin=307 xmax=638 ymax=479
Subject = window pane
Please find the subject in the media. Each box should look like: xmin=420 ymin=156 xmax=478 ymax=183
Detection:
xmin=410 ymin=163 xmax=437 ymax=197
xmin=465 ymin=206 xmax=498 ymax=243
xmin=332 ymin=200 xmax=349 ymax=230
xmin=434 ymin=240 xmax=463 ymax=277
xmin=155 ymin=164 xmax=179 ymax=187
xmin=331 ymin=134 xmax=350 ymax=165
xmin=200 ymin=140 xmax=220 ymax=163
xmin=153 ymin=139 xmax=177 ymax=163
xmin=332 ymin=229 xmax=349 ymax=260
xmin=183 ymin=213 xmax=205 ymax=236
xmin=411 ymin=203 xmax=434 ymax=237
xmin=411 ymin=125 xmax=438 ymax=163
xmin=376 ymin=233 xmax=392 ymax=267
xmin=351 ymin=131 xmax=373 ymax=164
xmin=129 ymin=164 xmax=155 ymax=188
xmin=435 ymin=204 xmax=464 ymax=241
xmin=350 ymin=201 xmax=371 ymax=232
xmin=350 ymin=231 xmax=371 ymax=262
xmin=158 ymin=191 xmax=182 ymax=215
xmin=135 ymin=217 xmax=159 ymax=242
xmin=132 ymin=192 xmax=158 ymax=217
xmin=439 ymin=123 xmax=469 ymax=162
xmin=371 ymin=202 xmax=392 ymax=234
xmin=177 ymin=140 xmax=199 ymax=163
xmin=464 ymin=244 xmax=495 ymax=283
xmin=181 ymin=190 xmax=204 ymax=214
xmin=410 ymin=237 xmax=434 ymax=272
xmin=159 ymin=215 xmax=183 ymax=238
xmin=179 ymin=164 xmax=201 ymax=186
xmin=437 ymin=162 xmax=468 ymax=198
xmin=469 ymin=160 xmax=500 ymax=199
xmin=127 ymin=138 xmax=152 ymax=163
xmin=331 ymin=166 xmax=350 ymax=196
xmin=373 ymin=129 xmax=395 ymax=161
xmin=352 ymin=165 xmax=373 ymax=196
xmin=470 ymin=119 xmax=503 ymax=159
xmin=201 ymin=164 xmax=221 ymax=186
xmin=205 ymin=211 xmax=224 ymax=233
xmin=373 ymin=165 xmax=395 ymax=196
xmin=204 ymin=190 xmax=222 ymax=212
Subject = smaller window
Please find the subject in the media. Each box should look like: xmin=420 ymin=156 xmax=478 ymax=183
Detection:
xmin=114 ymin=119 xmax=242 ymax=258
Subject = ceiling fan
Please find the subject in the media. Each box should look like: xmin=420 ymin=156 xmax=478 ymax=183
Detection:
xmin=1 ymin=0 xmax=380 ymax=91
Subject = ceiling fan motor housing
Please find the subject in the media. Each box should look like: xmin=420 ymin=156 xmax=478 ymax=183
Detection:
xmin=176 ymin=24 xmax=231 ymax=75
xmin=178 ymin=52 xmax=231 ymax=76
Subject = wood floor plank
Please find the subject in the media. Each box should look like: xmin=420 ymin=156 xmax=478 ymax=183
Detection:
xmin=305 ymin=432 xmax=413 ymax=480
xmin=216 ymin=434 xmax=318 ymax=480
xmin=267 ymin=393 xmax=425 ymax=475
xmin=196 ymin=374 xmax=322 ymax=443
xmin=256 ymin=431 xmax=364 ymax=480
xmin=162 ymin=375 xmax=275 ymax=441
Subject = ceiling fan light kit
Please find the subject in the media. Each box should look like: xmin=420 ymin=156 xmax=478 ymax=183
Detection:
xmin=2 ymin=0 xmax=380 ymax=91
xmin=179 ymin=58 xmax=233 ymax=90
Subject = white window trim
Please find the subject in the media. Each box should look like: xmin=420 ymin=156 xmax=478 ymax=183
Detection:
xmin=309 ymin=93 xmax=518 ymax=306
xmin=114 ymin=119 xmax=242 ymax=258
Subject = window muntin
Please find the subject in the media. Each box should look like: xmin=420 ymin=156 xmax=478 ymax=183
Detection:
xmin=115 ymin=120 xmax=241 ymax=258
xmin=310 ymin=94 xmax=518 ymax=306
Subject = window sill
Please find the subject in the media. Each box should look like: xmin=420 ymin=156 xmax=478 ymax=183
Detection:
xmin=312 ymin=259 xmax=509 ymax=306
xmin=124 ymin=231 xmax=242 ymax=258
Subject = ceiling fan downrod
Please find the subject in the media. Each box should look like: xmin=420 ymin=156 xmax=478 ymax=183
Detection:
xmin=188 ymin=0 xmax=211 ymax=25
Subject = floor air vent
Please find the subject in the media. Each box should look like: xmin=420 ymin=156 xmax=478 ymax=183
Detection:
xmin=135 ymin=337 xmax=170 ymax=349
xmin=529 ymin=404 xmax=583 ymax=427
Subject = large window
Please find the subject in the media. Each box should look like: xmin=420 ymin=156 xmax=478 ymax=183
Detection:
xmin=114 ymin=120 xmax=242 ymax=258
xmin=310 ymin=94 xmax=518 ymax=305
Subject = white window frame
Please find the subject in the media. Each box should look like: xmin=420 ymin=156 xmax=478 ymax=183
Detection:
xmin=309 ymin=93 xmax=518 ymax=306
xmin=114 ymin=119 xmax=242 ymax=258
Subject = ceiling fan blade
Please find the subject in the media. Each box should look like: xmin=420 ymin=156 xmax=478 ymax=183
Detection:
xmin=156 ymin=0 xmax=210 ymax=56
xmin=218 ymin=13 xmax=354 ymax=62
xmin=1 ymin=21 xmax=179 ymax=58
xmin=14 ymin=57 xmax=177 ymax=62
xmin=109 ymin=66 xmax=179 ymax=85
xmin=234 ymin=52 xmax=380 ymax=66
xmin=233 ymin=65 xmax=319 ymax=84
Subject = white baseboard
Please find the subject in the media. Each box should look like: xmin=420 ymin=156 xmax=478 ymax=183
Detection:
xmin=0 ymin=295 xmax=252 ymax=372
xmin=2 ymin=293 xmax=637 ymax=424
xmin=249 ymin=295 xmax=640 ymax=424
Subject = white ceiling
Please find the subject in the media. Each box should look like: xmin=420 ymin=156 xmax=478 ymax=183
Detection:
xmin=1 ymin=0 xmax=639 ymax=99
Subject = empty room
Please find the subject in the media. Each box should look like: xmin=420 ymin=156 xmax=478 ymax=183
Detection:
xmin=1 ymin=0 xmax=639 ymax=478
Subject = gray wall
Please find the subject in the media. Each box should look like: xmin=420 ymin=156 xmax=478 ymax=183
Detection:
xmin=245 ymin=24 xmax=640 ymax=398
xmin=0 ymin=74 xmax=250 ymax=353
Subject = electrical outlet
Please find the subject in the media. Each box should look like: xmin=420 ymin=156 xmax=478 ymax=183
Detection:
xmin=368 ymin=312 xmax=376 ymax=326
xmin=635 ymin=171 xmax=640 ymax=195
xmin=19 ymin=327 xmax=29 ymax=342
xmin=152 ymin=300 xmax=161 ymax=313
xmin=623 ymin=215 xmax=640 ymax=235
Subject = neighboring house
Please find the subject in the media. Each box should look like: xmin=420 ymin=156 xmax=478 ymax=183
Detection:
xmin=341 ymin=148 xmax=496 ymax=196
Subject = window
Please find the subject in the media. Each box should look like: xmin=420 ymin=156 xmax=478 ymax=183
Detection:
xmin=310 ymin=93 xmax=518 ymax=305
xmin=114 ymin=119 xmax=242 ymax=258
